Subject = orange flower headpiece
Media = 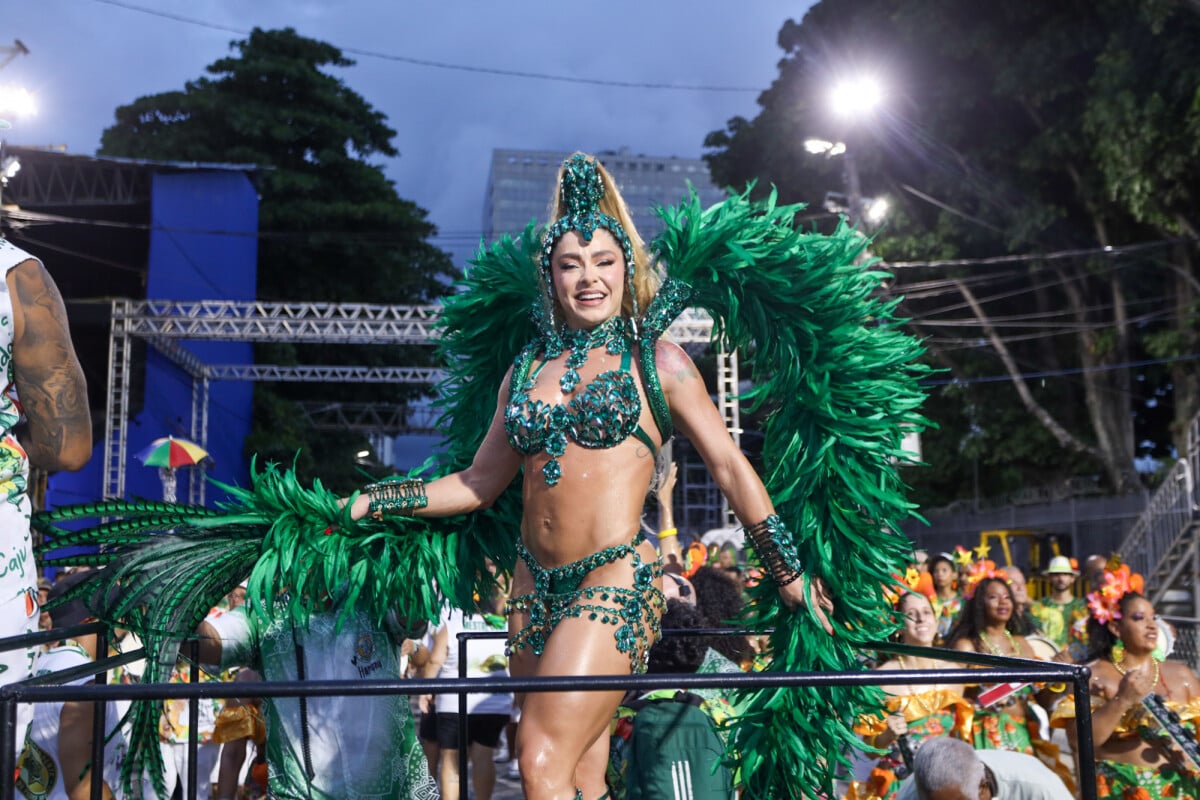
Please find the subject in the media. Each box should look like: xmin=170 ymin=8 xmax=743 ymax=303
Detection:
xmin=682 ymin=542 xmax=708 ymax=579
xmin=1086 ymin=562 xmax=1145 ymax=624
xmin=962 ymin=559 xmax=1006 ymax=599
xmin=883 ymin=567 xmax=936 ymax=607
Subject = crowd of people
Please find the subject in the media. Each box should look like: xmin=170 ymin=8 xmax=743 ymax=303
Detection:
xmin=25 ymin=535 xmax=1200 ymax=800
xmin=843 ymin=548 xmax=1200 ymax=800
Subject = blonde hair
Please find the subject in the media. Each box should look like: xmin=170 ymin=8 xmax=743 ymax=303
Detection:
xmin=544 ymin=152 xmax=660 ymax=320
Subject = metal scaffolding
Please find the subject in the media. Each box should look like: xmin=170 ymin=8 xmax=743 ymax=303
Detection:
xmin=106 ymin=300 xmax=735 ymax=511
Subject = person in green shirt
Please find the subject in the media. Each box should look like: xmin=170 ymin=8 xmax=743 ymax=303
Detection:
xmin=1029 ymin=556 xmax=1088 ymax=660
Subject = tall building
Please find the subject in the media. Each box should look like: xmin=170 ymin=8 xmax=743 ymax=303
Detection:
xmin=483 ymin=147 xmax=727 ymax=242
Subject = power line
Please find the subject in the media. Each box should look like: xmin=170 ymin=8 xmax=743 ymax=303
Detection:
xmin=923 ymin=353 xmax=1200 ymax=386
xmin=87 ymin=0 xmax=761 ymax=93
xmin=881 ymin=237 xmax=1198 ymax=269
xmin=14 ymin=207 xmax=1199 ymax=276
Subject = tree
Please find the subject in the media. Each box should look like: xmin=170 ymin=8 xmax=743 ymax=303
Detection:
xmin=99 ymin=28 xmax=455 ymax=488
xmin=705 ymin=0 xmax=1200 ymax=505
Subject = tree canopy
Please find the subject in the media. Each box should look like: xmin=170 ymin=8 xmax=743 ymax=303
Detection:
xmin=705 ymin=0 xmax=1199 ymax=507
xmin=100 ymin=28 xmax=456 ymax=488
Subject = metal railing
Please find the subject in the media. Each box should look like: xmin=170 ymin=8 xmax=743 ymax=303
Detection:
xmin=1 ymin=626 xmax=1098 ymax=800
xmin=1118 ymin=458 xmax=1196 ymax=589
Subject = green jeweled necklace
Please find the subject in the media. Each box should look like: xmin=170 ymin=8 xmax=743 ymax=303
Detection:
xmin=543 ymin=316 xmax=631 ymax=393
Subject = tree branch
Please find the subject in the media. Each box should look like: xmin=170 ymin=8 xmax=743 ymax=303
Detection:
xmin=952 ymin=278 xmax=1104 ymax=460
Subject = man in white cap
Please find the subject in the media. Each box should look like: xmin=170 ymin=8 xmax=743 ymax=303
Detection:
xmin=1029 ymin=556 xmax=1087 ymax=659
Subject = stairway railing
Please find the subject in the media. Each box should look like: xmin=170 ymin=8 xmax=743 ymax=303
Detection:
xmin=1118 ymin=410 xmax=1200 ymax=590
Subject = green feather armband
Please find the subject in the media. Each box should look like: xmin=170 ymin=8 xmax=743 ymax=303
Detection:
xmin=745 ymin=515 xmax=803 ymax=587
xmin=365 ymin=478 xmax=428 ymax=520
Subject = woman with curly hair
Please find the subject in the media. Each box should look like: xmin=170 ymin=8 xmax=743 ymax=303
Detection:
xmin=688 ymin=566 xmax=753 ymax=668
xmin=946 ymin=574 xmax=1041 ymax=752
xmin=1052 ymin=564 xmax=1200 ymax=798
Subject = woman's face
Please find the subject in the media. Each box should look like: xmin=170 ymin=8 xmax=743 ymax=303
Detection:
xmin=900 ymin=594 xmax=937 ymax=646
xmin=550 ymin=229 xmax=625 ymax=330
xmin=981 ymin=580 xmax=1013 ymax=624
xmin=1111 ymin=596 xmax=1158 ymax=655
xmin=931 ymin=560 xmax=955 ymax=589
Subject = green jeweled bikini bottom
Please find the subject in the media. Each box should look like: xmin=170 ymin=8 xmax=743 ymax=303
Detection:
xmin=506 ymin=533 xmax=665 ymax=673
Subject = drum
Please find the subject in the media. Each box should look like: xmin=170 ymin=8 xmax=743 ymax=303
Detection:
xmin=1026 ymin=633 xmax=1061 ymax=661
xmin=1156 ymin=618 xmax=1176 ymax=659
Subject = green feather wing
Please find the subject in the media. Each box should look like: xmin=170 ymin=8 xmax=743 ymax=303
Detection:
xmin=423 ymin=224 xmax=541 ymax=608
xmin=34 ymin=458 xmax=461 ymax=795
xmin=654 ymin=186 xmax=931 ymax=798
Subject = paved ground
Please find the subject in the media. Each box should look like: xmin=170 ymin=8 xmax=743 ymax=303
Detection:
xmin=439 ymin=759 xmax=524 ymax=800
xmin=491 ymin=762 xmax=525 ymax=800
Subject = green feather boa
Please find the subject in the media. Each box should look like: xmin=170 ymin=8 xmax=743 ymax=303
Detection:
xmin=655 ymin=186 xmax=930 ymax=797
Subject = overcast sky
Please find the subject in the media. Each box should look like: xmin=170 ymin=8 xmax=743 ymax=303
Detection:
xmin=4 ymin=0 xmax=812 ymax=266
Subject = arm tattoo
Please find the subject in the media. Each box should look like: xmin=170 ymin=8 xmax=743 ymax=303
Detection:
xmin=657 ymin=342 xmax=700 ymax=385
xmin=11 ymin=262 xmax=92 ymax=471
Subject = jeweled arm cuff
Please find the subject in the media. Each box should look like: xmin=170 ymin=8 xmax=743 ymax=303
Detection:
xmin=745 ymin=514 xmax=804 ymax=587
xmin=364 ymin=478 xmax=428 ymax=520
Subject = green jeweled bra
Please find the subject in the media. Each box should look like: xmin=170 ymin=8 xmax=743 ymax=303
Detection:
xmin=504 ymin=317 xmax=642 ymax=485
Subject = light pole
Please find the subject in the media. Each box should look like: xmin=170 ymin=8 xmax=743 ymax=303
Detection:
xmin=825 ymin=75 xmax=884 ymax=227
xmin=804 ymin=137 xmax=889 ymax=228
xmin=0 ymin=40 xmax=35 ymax=216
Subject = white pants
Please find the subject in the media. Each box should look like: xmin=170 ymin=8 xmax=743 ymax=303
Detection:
xmin=155 ymin=740 xmax=220 ymax=800
xmin=0 ymin=553 xmax=38 ymax=762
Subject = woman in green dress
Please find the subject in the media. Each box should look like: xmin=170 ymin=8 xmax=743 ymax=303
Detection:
xmin=1053 ymin=564 xmax=1200 ymax=799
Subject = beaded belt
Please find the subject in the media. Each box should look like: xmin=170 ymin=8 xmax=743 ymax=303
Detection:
xmin=506 ymin=533 xmax=664 ymax=673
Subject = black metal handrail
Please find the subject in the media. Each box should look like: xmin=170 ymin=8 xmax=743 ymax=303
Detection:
xmin=1 ymin=627 xmax=1097 ymax=800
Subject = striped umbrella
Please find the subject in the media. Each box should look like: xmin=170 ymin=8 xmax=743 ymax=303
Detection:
xmin=134 ymin=436 xmax=209 ymax=468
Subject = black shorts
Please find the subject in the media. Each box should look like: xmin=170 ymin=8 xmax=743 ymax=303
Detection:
xmin=435 ymin=712 xmax=510 ymax=750
xmin=418 ymin=708 xmax=438 ymax=743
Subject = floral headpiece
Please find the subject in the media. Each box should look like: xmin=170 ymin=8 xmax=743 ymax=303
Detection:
xmin=883 ymin=567 xmax=936 ymax=607
xmin=962 ymin=559 xmax=1006 ymax=599
xmin=1086 ymin=562 xmax=1145 ymax=624
xmin=538 ymin=154 xmax=639 ymax=329
xmin=682 ymin=541 xmax=708 ymax=579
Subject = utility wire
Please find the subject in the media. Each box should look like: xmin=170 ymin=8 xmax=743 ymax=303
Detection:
xmin=881 ymin=237 xmax=1197 ymax=269
xmin=11 ymin=207 xmax=1197 ymax=275
xmin=87 ymin=0 xmax=761 ymax=93
xmin=923 ymin=353 xmax=1200 ymax=387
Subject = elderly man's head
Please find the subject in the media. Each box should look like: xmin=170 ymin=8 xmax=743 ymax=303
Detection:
xmin=998 ymin=565 xmax=1029 ymax=608
xmin=913 ymin=738 xmax=995 ymax=800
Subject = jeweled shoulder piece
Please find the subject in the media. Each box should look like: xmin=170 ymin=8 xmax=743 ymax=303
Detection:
xmin=639 ymin=277 xmax=694 ymax=343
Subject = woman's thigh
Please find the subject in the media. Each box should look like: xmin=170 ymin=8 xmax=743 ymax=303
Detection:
xmin=515 ymin=610 xmax=632 ymax=768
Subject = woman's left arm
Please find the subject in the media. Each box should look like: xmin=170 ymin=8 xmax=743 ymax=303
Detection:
xmin=658 ymin=341 xmax=833 ymax=631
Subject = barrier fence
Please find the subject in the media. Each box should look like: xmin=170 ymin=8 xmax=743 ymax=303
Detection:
xmin=2 ymin=625 xmax=1097 ymax=800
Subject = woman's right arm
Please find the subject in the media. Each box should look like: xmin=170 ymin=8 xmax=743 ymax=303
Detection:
xmin=1089 ymin=665 xmax=1155 ymax=746
xmin=347 ymin=376 xmax=522 ymax=521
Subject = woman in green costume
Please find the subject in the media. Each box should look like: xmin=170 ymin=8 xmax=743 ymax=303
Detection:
xmin=346 ymin=153 xmax=834 ymax=800
xmin=38 ymin=147 xmax=929 ymax=800
xmin=1052 ymin=564 xmax=1200 ymax=799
